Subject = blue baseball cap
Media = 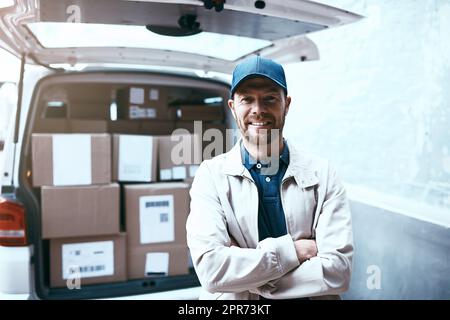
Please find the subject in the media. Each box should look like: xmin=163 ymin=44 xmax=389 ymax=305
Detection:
xmin=230 ymin=55 xmax=287 ymax=97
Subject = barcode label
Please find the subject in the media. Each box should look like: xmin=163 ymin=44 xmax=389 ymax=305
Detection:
xmin=79 ymin=265 xmax=106 ymax=273
xmin=145 ymin=201 xmax=169 ymax=208
xmin=140 ymin=195 xmax=175 ymax=244
xmin=160 ymin=213 xmax=169 ymax=223
xmin=62 ymin=241 xmax=114 ymax=279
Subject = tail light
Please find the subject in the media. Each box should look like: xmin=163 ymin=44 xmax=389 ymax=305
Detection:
xmin=0 ymin=196 xmax=27 ymax=246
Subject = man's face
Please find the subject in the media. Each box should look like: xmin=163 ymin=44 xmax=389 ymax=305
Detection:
xmin=228 ymin=77 xmax=291 ymax=145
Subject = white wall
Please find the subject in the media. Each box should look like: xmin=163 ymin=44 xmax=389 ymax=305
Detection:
xmin=283 ymin=0 xmax=450 ymax=219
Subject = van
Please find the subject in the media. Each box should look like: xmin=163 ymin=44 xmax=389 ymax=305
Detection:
xmin=0 ymin=0 xmax=361 ymax=299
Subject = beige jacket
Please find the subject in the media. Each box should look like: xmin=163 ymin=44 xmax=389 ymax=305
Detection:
xmin=186 ymin=139 xmax=353 ymax=300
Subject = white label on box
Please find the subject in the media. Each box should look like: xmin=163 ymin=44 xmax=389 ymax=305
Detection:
xmin=52 ymin=134 xmax=92 ymax=186
xmin=160 ymin=169 xmax=172 ymax=181
xmin=139 ymin=195 xmax=174 ymax=244
xmin=129 ymin=105 xmax=145 ymax=119
xmin=145 ymin=252 xmax=169 ymax=277
xmin=130 ymin=87 xmax=144 ymax=104
xmin=62 ymin=241 xmax=114 ymax=280
xmin=146 ymin=108 xmax=156 ymax=118
xmin=118 ymin=135 xmax=153 ymax=181
xmin=172 ymin=166 xmax=186 ymax=180
xmin=149 ymin=89 xmax=159 ymax=101
xmin=189 ymin=165 xmax=199 ymax=177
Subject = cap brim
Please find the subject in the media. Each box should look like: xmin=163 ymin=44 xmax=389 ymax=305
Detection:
xmin=231 ymin=73 xmax=287 ymax=97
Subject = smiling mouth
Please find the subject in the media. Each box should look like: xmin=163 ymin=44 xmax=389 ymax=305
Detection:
xmin=248 ymin=121 xmax=272 ymax=127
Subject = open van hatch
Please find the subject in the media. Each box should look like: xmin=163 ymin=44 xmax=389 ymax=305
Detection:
xmin=0 ymin=0 xmax=362 ymax=72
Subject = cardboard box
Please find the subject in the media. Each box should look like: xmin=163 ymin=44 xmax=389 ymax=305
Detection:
xmin=50 ymin=233 xmax=127 ymax=288
xmin=116 ymin=86 xmax=174 ymax=120
xmin=67 ymin=120 xmax=108 ymax=133
xmin=44 ymin=103 xmax=67 ymax=119
xmin=183 ymin=177 xmax=195 ymax=188
xmin=112 ymin=134 xmax=158 ymax=182
xmin=127 ymin=243 xmax=189 ymax=280
xmin=31 ymin=133 xmax=111 ymax=187
xmin=139 ymin=120 xmax=176 ymax=135
xmin=108 ymin=120 xmax=176 ymax=135
xmin=69 ymin=101 xmax=110 ymax=119
xmin=33 ymin=120 xmax=107 ymax=134
xmin=34 ymin=119 xmax=69 ymax=133
xmin=175 ymin=105 xmax=224 ymax=121
xmin=176 ymin=121 xmax=228 ymax=159
xmin=124 ymin=183 xmax=190 ymax=246
xmin=41 ymin=183 xmax=120 ymax=239
xmin=157 ymin=134 xmax=202 ymax=181
xmin=108 ymin=120 xmax=141 ymax=134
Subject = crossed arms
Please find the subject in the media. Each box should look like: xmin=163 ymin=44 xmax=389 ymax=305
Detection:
xmin=186 ymin=161 xmax=353 ymax=299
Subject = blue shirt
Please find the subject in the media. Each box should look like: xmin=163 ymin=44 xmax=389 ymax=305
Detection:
xmin=241 ymin=142 xmax=290 ymax=241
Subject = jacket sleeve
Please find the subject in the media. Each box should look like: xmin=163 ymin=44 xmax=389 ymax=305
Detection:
xmin=253 ymin=163 xmax=354 ymax=299
xmin=186 ymin=161 xmax=300 ymax=294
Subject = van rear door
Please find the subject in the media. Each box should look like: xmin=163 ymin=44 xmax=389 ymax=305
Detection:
xmin=0 ymin=0 xmax=362 ymax=72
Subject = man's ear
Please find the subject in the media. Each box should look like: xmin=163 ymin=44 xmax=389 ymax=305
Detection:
xmin=284 ymin=96 xmax=292 ymax=116
xmin=228 ymin=99 xmax=236 ymax=119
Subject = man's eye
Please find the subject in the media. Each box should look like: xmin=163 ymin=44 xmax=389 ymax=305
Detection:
xmin=241 ymin=97 xmax=252 ymax=103
xmin=264 ymin=96 xmax=277 ymax=102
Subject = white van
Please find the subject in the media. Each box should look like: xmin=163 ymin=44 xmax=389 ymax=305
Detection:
xmin=0 ymin=0 xmax=361 ymax=299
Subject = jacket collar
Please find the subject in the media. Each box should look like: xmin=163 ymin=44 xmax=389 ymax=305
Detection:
xmin=222 ymin=139 xmax=252 ymax=179
xmin=222 ymin=138 xmax=319 ymax=188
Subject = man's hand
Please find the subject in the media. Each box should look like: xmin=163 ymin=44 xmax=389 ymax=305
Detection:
xmin=294 ymin=239 xmax=318 ymax=263
xmin=229 ymin=237 xmax=239 ymax=247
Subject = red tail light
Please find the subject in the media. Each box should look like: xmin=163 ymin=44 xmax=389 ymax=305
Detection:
xmin=0 ymin=197 xmax=27 ymax=246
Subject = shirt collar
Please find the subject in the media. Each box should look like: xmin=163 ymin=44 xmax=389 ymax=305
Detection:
xmin=223 ymin=138 xmax=319 ymax=189
xmin=241 ymin=140 xmax=290 ymax=170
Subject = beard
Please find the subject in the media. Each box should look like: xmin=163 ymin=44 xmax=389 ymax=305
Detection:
xmin=234 ymin=112 xmax=286 ymax=147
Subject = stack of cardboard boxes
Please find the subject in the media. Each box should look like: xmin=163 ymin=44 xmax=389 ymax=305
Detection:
xmin=32 ymin=132 xmax=200 ymax=288
xmin=114 ymin=85 xmax=227 ymax=156
xmin=32 ymin=133 xmax=126 ymax=288
xmin=32 ymin=84 xmax=227 ymax=288
xmin=110 ymin=85 xmax=178 ymax=136
xmin=112 ymin=133 xmax=195 ymax=279
xmin=124 ymin=183 xmax=190 ymax=279
xmin=157 ymin=134 xmax=202 ymax=181
xmin=116 ymin=86 xmax=176 ymax=121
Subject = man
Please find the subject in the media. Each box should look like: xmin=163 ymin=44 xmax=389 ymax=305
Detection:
xmin=186 ymin=56 xmax=353 ymax=300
